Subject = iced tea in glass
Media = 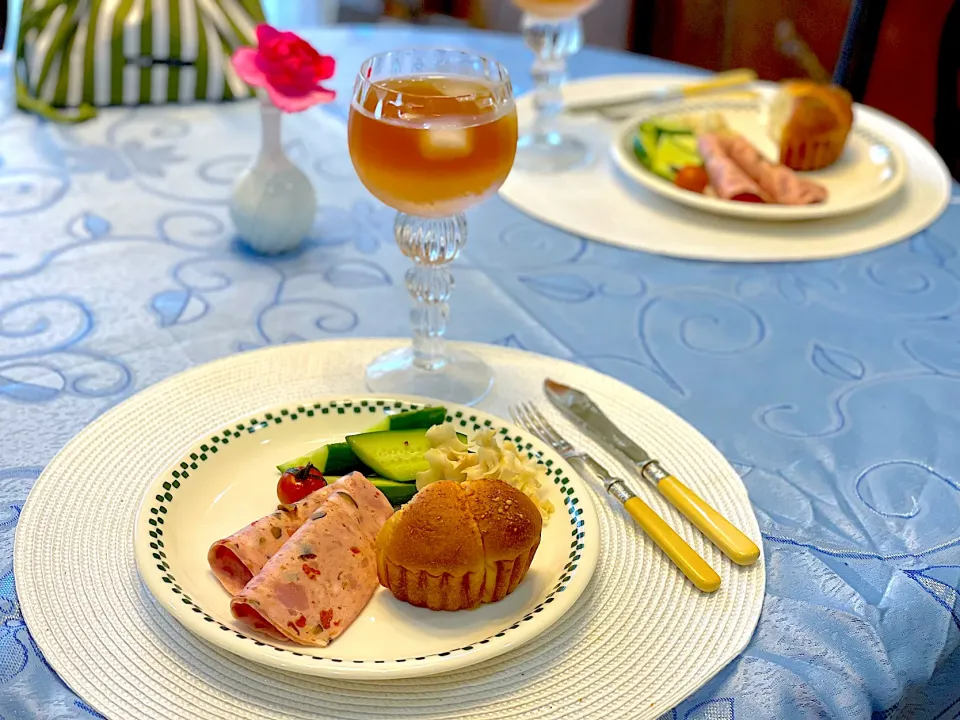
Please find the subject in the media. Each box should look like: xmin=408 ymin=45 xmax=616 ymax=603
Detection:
xmin=347 ymin=49 xmax=517 ymax=404
xmin=512 ymin=0 xmax=599 ymax=19
xmin=349 ymin=76 xmax=517 ymax=217
xmin=512 ymin=0 xmax=602 ymax=172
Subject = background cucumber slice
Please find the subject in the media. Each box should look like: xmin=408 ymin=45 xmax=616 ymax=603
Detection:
xmin=323 ymin=475 xmax=417 ymax=507
xmin=346 ymin=429 xmax=432 ymax=483
xmin=364 ymin=406 xmax=447 ymax=433
xmin=369 ymin=477 xmax=418 ymax=506
xmin=386 ymin=406 xmax=447 ymax=430
xmin=324 ymin=443 xmax=366 ymax=475
xmin=277 ymin=445 xmax=329 ymax=473
xmin=276 ymin=407 xmax=454 ymax=476
xmin=276 ymin=442 xmax=367 ymax=475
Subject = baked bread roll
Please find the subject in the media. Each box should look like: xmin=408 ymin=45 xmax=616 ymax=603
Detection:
xmin=376 ymin=479 xmax=542 ymax=611
xmin=768 ymin=81 xmax=853 ymax=171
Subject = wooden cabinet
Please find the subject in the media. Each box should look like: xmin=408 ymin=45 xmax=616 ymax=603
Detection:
xmin=646 ymin=0 xmax=852 ymax=78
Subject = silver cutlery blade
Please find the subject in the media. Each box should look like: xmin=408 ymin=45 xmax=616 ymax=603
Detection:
xmin=543 ymin=379 xmax=652 ymax=467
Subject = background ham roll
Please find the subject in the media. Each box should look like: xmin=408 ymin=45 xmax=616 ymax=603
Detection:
xmin=208 ymin=472 xmax=364 ymax=594
xmin=697 ymin=134 xmax=766 ymax=203
xmin=230 ymin=476 xmax=393 ymax=647
xmin=717 ymin=133 xmax=828 ymax=205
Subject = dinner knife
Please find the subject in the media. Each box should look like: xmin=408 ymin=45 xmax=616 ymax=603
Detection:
xmin=544 ymin=379 xmax=761 ymax=566
xmin=563 ymin=68 xmax=758 ymax=115
xmin=511 ymin=403 xmax=720 ymax=593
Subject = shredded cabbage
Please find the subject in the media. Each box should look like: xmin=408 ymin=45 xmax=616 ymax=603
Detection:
xmin=416 ymin=424 xmax=555 ymax=521
xmin=660 ymin=112 xmax=729 ymax=135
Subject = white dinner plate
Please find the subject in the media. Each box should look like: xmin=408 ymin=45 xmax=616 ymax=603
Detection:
xmin=610 ymin=95 xmax=908 ymax=221
xmin=133 ymin=396 xmax=598 ymax=680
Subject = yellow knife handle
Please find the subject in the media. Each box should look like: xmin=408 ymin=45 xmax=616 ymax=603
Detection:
xmin=655 ymin=474 xmax=761 ymax=566
xmin=680 ymin=68 xmax=758 ymax=97
xmin=622 ymin=496 xmax=721 ymax=593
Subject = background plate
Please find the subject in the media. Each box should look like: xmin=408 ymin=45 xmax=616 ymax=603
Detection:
xmin=15 ymin=339 xmax=764 ymax=720
xmin=609 ymin=97 xmax=906 ymax=221
xmin=134 ymin=397 xmax=598 ymax=679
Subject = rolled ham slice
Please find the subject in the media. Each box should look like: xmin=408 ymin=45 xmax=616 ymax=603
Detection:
xmin=231 ymin=475 xmax=393 ymax=646
xmin=208 ymin=472 xmax=363 ymax=594
xmin=717 ymin=133 xmax=828 ymax=205
xmin=697 ymin=134 xmax=766 ymax=203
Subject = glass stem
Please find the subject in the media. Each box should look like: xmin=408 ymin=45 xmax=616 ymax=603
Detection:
xmin=522 ymin=13 xmax=583 ymax=144
xmin=395 ymin=213 xmax=468 ymax=372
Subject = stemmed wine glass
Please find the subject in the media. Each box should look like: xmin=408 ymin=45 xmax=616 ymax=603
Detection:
xmin=512 ymin=0 xmax=600 ymax=172
xmin=347 ymin=49 xmax=518 ymax=405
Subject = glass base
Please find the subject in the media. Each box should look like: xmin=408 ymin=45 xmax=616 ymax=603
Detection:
xmin=366 ymin=346 xmax=494 ymax=406
xmin=515 ymin=131 xmax=592 ymax=173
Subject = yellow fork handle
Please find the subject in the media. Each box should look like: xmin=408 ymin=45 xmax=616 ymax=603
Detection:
xmin=657 ymin=475 xmax=761 ymax=566
xmin=623 ymin=496 xmax=721 ymax=593
xmin=680 ymin=68 xmax=758 ymax=97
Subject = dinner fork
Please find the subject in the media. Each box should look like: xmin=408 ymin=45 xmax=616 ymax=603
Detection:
xmin=511 ymin=402 xmax=721 ymax=593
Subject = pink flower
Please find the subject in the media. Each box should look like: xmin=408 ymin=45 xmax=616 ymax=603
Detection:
xmin=232 ymin=25 xmax=336 ymax=113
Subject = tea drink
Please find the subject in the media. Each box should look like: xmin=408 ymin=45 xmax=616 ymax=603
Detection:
xmin=512 ymin=0 xmax=599 ymax=18
xmin=348 ymin=76 xmax=518 ymax=217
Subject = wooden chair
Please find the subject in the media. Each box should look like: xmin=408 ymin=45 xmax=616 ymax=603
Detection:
xmin=935 ymin=0 xmax=959 ymax=179
xmin=0 ymin=0 xmax=8 ymax=52
xmin=832 ymin=0 xmax=959 ymax=178
xmin=833 ymin=0 xmax=889 ymax=102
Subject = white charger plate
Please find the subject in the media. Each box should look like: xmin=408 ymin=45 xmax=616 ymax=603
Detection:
xmin=610 ymin=97 xmax=907 ymax=221
xmin=134 ymin=396 xmax=598 ymax=679
xmin=14 ymin=339 xmax=764 ymax=720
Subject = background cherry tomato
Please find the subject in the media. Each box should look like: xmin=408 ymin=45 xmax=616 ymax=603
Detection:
xmin=674 ymin=165 xmax=709 ymax=193
xmin=277 ymin=464 xmax=326 ymax=504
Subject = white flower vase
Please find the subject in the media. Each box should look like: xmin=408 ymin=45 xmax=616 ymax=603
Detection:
xmin=229 ymin=100 xmax=317 ymax=254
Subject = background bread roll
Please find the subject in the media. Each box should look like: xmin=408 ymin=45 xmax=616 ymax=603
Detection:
xmin=768 ymin=81 xmax=854 ymax=171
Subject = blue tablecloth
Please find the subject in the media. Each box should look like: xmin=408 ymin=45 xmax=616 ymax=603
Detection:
xmin=2 ymin=23 xmax=959 ymax=720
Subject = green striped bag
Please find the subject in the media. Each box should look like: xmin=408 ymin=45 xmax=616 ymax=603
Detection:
xmin=15 ymin=0 xmax=266 ymax=122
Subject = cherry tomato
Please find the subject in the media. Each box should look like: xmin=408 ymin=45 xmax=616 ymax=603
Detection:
xmin=674 ymin=165 xmax=709 ymax=193
xmin=277 ymin=464 xmax=326 ymax=505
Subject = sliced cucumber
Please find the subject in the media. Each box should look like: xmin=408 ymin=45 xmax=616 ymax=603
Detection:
xmin=649 ymin=119 xmax=694 ymax=135
xmin=635 ymin=124 xmax=658 ymax=169
xmin=633 ymin=135 xmax=651 ymax=169
xmin=364 ymin=406 xmax=447 ymax=433
xmin=651 ymin=134 xmax=701 ymax=181
xmin=346 ymin=429 xmax=432 ymax=483
xmin=320 ymin=475 xmax=417 ymax=506
xmin=671 ymin=133 xmax=700 ymax=155
xmin=276 ymin=408 xmax=448 ymax=475
xmin=276 ymin=442 xmax=366 ymax=475
xmin=387 ymin=406 xmax=447 ymax=430
xmin=370 ymin=477 xmax=418 ymax=506
xmin=635 ymin=124 xmax=699 ymax=177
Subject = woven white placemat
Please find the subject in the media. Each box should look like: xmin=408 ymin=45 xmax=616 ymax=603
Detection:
xmin=499 ymin=75 xmax=951 ymax=263
xmin=14 ymin=339 xmax=764 ymax=720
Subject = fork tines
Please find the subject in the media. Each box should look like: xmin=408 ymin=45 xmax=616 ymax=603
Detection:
xmin=510 ymin=402 xmax=572 ymax=455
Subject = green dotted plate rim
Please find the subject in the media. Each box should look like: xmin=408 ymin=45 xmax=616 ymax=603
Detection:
xmin=143 ymin=398 xmax=588 ymax=666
